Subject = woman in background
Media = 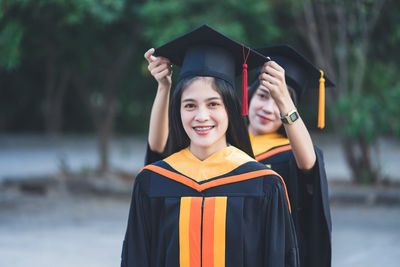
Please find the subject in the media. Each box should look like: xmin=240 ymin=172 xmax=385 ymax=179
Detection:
xmin=247 ymin=45 xmax=333 ymax=267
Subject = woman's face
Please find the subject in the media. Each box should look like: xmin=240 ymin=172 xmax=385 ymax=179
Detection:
xmin=180 ymin=77 xmax=229 ymax=156
xmin=248 ymin=86 xmax=282 ymax=135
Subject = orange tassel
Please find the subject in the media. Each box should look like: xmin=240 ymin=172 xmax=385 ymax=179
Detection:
xmin=318 ymin=70 xmax=325 ymax=129
xmin=242 ymin=63 xmax=248 ymax=115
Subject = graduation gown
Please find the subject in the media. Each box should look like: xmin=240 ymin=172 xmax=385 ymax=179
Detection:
xmin=249 ymin=132 xmax=332 ymax=267
xmin=123 ymin=146 xmax=299 ymax=267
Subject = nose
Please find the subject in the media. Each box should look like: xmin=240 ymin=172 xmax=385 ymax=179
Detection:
xmin=261 ymin=99 xmax=275 ymax=114
xmin=194 ymin=105 xmax=210 ymax=122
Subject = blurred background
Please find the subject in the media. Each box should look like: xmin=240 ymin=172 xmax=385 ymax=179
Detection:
xmin=1 ymin=0 xmax=399 ymax=266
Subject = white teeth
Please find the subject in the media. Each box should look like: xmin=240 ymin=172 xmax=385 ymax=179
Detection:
xmin=194 ymin=126 xmax=213 ymax=131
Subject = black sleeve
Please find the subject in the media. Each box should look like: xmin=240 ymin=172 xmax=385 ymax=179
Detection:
xmin=296 ymin=147 xmax=332 ymax=267
xmin=264 ymin=179 xmax=300 ymax=267
xmin=144 ymin=143 xmax=164 ymax=166
xmin=121 ymin=176 xmax=151 ymax=266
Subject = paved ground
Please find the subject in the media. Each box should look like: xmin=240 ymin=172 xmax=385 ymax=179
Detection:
xmin=0 ymin=194 xmax=128 ymax=267
xmin=0 ymin=193 xmax=399 ymax=267
xmin=1 ymin=134 xmax=400 ymax=266
xmin=331 ymin=204 xmax=400 ymax=267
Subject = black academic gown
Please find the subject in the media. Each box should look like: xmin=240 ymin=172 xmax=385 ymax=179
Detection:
xmin=254 ymin=143 xmax=332 ymax=267
xmin=123 ymin=147 xmax=299 ymax=267
xmin=145 ymin=140 xmax=332 ymax=267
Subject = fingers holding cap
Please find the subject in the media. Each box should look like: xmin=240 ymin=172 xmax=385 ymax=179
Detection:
xmin=144 ymin=48 xmax=156 ymax=63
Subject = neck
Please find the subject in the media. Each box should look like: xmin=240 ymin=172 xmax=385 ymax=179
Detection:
xmin=189 ymin=140 xmax=228 ymax=161
xmin=248 ymin=126 xmax=278 ymax=137
xmin=248 ymin=125 xmax=259 ymax=136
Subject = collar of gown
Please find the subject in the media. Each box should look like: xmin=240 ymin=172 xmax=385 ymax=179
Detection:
xmin=248 ymin=131 xmax=290 ymax=157
xmin=163 ymin=145 xmax=255 ymax=182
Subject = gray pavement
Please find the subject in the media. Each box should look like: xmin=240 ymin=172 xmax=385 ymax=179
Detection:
xmin=0 ymin=193 xmax=399 ymax=267
xmin=331 ymin=204 xmax=400 ymax=267
xmin=0 ymin=194 xmax=128 ymax=267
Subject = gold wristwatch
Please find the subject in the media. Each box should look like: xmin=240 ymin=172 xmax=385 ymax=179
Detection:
xmin=280 ymin=109 xmax=299 ymax=124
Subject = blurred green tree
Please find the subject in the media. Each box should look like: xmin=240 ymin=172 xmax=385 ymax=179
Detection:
xmin=0 ymin=0 xmax=140 ymax=172
xmin=280 ymin=0 xmax=400 ymax=183
xmin=1 ymin=0 xmax=400 ymax=182
xmin=137 ymin=0 xmax=281 ymax=47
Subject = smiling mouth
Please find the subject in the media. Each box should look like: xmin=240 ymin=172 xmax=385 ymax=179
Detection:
xmin=257 ymin=115 xmax=272 ymax=122
xmin=193 ymin=126 xmax=214 ymax=131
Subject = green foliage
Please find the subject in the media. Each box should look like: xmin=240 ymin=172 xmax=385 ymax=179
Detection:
xmin=2 ymin=0 xmax=126 ymax=24
xmin=0 ymin=20 xmax=24 ymax=69
xmin=62 ymin=0 xmax=126 ymax=25
xmin=0 ymin=0 xmax=136 ymax=134
xmin=382 ymin=83 xmax=400 ymax=137
xmin=137 ymin=0 xmax=281 ymax=47
xmin=0 ymin=0 xmax=128 ymax=70
xmin=1 ymin=0 xmax=400 ymax=140
xmin=333 ymin=92 xmax=381 ymax=144
xmin=333 ymin=60 xmax=400 ymax=143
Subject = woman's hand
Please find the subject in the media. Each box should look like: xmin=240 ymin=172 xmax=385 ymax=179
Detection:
xmin=260 ymin=61 xmax=316 ymax=171
xmin=144 ymin=48 xmax=172 ymax=91
xmin=258 ymin=61 xmax=294 ymax=113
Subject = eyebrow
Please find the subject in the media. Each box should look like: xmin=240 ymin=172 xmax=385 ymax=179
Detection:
xmin=182 ymin=96 xmax=221 ymax=103
xmin=257 ymin=87 xmax=270 ymax=94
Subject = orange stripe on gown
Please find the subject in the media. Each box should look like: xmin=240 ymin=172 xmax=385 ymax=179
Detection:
xmin=214 ymin=197 xmax=227 ymax=267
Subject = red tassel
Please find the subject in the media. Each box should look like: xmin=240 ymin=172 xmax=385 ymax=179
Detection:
xmin=242 ymin=46 xmax=250 ymax=115
xmin=242 ymin=63 xmax=248 ymax=115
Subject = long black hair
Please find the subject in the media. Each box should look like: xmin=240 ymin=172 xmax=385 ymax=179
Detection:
xmin=247 ymin=78 xmax=298 ymax=137
xmin=166 ymin=76 xmax=254 ymax=158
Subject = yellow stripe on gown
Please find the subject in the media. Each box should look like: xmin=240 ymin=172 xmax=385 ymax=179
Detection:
xmin=248 ymin=131 xmax=290 ymax=156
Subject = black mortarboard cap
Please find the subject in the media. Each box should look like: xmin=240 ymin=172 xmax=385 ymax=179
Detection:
xmin=154 ymin=24 xmax=268 ymax=115
xmin=254 ymin=44 xmax=334 ymax=97
xmin=253 ymin=44 xmax=335 ymax=128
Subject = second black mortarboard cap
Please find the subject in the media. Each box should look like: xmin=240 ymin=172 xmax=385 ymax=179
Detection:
xmin=154 ymin=24 xmax=268 ymax=115
xmin=254 ymin=44 xmax=334 ymax=97
xmin=252 ymin=44 xmax=335 ymax=128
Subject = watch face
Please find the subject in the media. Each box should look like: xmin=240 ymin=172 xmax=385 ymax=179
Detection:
xmin=289 ymin=112 xmax=299 ymax=122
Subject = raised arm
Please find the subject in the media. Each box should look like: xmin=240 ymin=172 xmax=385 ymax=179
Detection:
xmin=259 ymin=61 xmax=316 ymax=172
xmin=144 ymin=48 xmax=172 ymax=153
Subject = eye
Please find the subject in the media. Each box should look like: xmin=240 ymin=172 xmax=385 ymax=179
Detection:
xmin=257 ymin=93 xmax=267 ymax=99
xmin=208 ymin=101 xmax=220 ymax=107
xmin=257 ymin=91 xmax=270 ymax=99
xmin=183 ymin=103 xmax=196 ymax=109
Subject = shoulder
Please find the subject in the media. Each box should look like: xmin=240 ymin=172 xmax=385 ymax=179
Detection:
xmin=237 ymin=160 xmax=285 ymax=185
xmin=136 ymin=160 xmax=171 ymax=182
xmin=244 ymin=161 xmax=291 ymax=208
xmin=133 ymin=160 xmax=177 ymax=196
